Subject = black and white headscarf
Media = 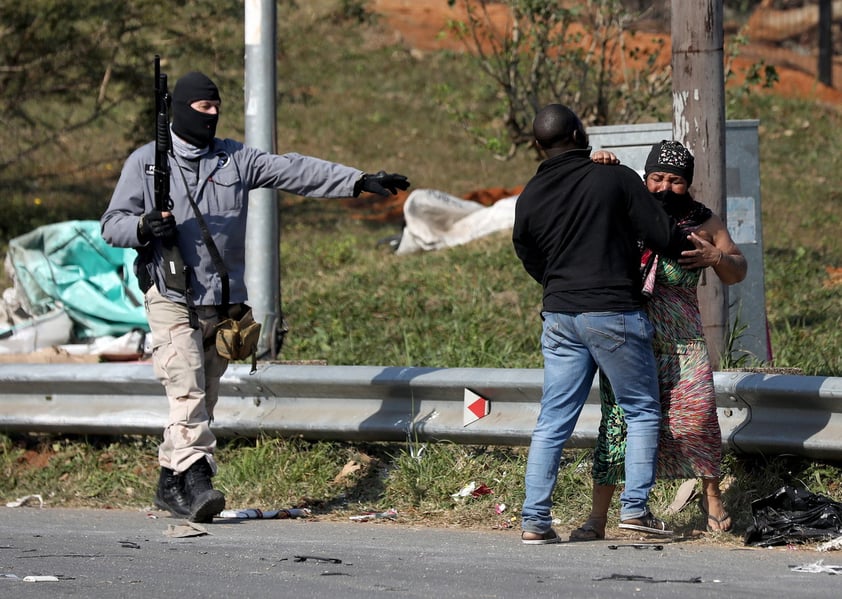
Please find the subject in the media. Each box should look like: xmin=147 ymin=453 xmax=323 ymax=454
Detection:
xmin=644 ymin=140 xmax=695 ymax=186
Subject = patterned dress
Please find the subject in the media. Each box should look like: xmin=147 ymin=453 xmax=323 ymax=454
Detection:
xmin=592 ymin=254 xmax=721 ymax=484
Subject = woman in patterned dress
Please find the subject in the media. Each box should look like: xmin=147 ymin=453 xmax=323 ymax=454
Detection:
xmin=571 ymin=141 xmax=748 ymax=540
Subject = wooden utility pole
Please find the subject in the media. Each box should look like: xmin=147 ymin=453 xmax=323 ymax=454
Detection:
xmin=671 ymin=1 xmax=728 ymax=369
xmin=819 ymin=0 xmax=833 ymax=87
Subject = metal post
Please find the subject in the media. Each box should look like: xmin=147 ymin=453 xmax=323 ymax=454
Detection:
xmin=244 ymin=0 xmax=280 ymax=357
xmin=671 ymin=1 xmax=728 ymax=369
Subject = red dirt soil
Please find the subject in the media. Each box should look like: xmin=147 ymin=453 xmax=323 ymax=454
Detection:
xmin=371 ymin=0 xmax=842 ymax=104
xmin=346 ymin=1 xmax=842 ymax=222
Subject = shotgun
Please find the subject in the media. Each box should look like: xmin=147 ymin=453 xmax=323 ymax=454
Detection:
xmin=153 ymin=55 xmax=187 ymax=293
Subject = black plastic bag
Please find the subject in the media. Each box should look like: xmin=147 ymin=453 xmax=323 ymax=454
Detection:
xmin=744 ymin=485 xmax=842 ymax=547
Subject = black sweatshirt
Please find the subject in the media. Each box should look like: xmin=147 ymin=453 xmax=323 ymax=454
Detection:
xmin=512 ymin=148 xmax=692 ymax=312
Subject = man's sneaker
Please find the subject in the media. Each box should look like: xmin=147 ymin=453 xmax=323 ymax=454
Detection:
xmin=619 ymin=512 xmax=673 ymax=536
xmin=521 ymin=529 xmax=561 ymax=545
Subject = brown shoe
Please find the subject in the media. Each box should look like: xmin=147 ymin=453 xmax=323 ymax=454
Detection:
xmin=618 ymin=512 xmax=673 ymax=536
xmin=521 ymin=529 xmax=561 ymax=545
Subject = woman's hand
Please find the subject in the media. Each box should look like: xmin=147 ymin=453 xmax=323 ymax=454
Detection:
xmin=680 ymin=231 xmax=720 ymax=269
xmin=591 ymin=150 xmax=619 ymax=164
xmin=680 ymin=217 xmax=748 ymax=284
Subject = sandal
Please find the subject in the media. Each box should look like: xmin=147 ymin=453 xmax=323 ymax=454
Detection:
xmin=569 ymin=516 xmax=607 ymax=542
xmin=699 ymin=495 xmax=732 ymax=532
xmin=522 ymin=528 xmax=561 ymax=545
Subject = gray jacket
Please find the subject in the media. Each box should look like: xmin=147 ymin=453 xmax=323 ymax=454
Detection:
xmin=101 ymin=138 xmax=362 ymax=306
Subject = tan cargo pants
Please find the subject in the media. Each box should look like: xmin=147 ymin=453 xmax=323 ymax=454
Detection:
xmin=145 ymin=286 xmax=229 ymax=474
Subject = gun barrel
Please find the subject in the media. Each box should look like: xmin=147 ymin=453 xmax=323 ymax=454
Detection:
xmin=154 ymin=56 xmax=173 ymax=212
xmin=151 ymin=55 xmax=186 ymax=293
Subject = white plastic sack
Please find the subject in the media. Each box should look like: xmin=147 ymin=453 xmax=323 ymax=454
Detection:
xmin=395 ymin=189 xmax=518 ymax=255
xmin=59 ymin=329 xmax=147 ymax=360
xmin=0 ymin=306 xmax=73 ymax=354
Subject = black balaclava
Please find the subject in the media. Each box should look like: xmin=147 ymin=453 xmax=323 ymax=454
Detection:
xmin=171 ymin=71 xmax=221 ymax=148
xmin=644 ymin=140 xmax=694 ymax=186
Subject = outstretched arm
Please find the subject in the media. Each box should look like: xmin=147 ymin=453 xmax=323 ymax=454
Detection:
xmin=354 ymin=171 xmax=411 ymax=196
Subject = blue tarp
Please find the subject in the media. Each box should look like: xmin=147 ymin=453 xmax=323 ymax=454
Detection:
xmin=6 ymin=220 xmax=148 ymax=339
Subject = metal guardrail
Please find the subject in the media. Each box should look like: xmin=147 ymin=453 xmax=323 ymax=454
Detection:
xmin=1 ymin=363 xmax=841 ymax=459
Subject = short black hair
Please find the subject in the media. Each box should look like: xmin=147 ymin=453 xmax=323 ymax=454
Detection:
xmin=533 ymin=104 xmax=587 ymax=150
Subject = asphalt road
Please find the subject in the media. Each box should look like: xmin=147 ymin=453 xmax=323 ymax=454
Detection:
xmin=1 ymin=507 xmax=840 ymax=598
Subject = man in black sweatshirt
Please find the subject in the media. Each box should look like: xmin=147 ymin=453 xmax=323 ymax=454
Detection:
xmin=514 ymin=104 xmax=694 ymax=544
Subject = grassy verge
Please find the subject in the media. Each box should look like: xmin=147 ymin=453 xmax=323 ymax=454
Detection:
xmin=3 ymin=433 xmax=842 ymax=545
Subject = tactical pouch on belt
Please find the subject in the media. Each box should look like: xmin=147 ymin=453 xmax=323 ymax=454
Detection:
xmin=134 ymin=251 xmax=154 ymax=293
xmin=215 ymin=307 xmax=261 ymax=373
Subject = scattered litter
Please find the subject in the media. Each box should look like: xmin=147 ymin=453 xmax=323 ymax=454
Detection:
xmin=452 ymin=482 xmax=478 ymax=500
xmin=349 ymin=508 xmax=397 ymax=522
xmin=333 ymin=460 xmax=363 ymax=483
xmin=119 ymin=541 xmax=141 ymax=549
xmin=744 ymin=485 xmax=842 ymax=547
xmin=824 ymin=266 xmax=842 ymax=289
xmin=818 ymin=536 xmax=842 ymax=552
xmin=495 ymin=503 xmax=507 ymax=514
xmin=408 ymin=442 xmax=426 ymax=460
xmin=451 ymin=481 xmax=494 ymax=501
xmin=218 ymin=508 xmax=311 ymax=519
xmin=665 ymin=479 xmax=699 ymax=515
xmin=294 ymin=555 xmax=342 ymax=564
xmin=146 ymin=513 xmax=158 ymax=519
xmin=594 ymin=573 xmax=702 ymax=584
xmin=22 ymin=576 xmax=60 ymax=582
xmin=790 ymin=560 xmax=842 ymax=575
xmin=164 ymin=521 xmax=209 ymax=538
xmin=5 ymin=494 xmax=44 ymax=508
xmin=608 ymin=544 xmax=664 ymax=551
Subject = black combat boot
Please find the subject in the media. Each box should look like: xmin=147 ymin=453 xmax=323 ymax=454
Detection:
xmin=183 ymin=458 xmax=226 ymax=523
xmin=154 ymin=467 xmax=191 ymax=518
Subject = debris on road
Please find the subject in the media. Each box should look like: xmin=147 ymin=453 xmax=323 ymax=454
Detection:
xmin=790 ymin=560 xmax=842 ymax=575
xmin=5 ymin=494 xmax=44 ymax=508
xmin=164 ymin=521 xmax=209 ymax=538
xmin=349 ymin=508 xmax=397 ymax=522
xmin=218 ymin=508 xmax=311 ymax=519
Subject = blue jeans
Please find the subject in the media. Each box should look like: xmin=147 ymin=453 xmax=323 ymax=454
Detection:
xmin=521 ymin=311 xmax=661 ymax=533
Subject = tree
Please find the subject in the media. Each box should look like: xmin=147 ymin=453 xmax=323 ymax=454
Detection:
xmin=1 ymin=1 xmax=150 ymax=173
xmin=442 ymin=0 xmax=672 ymax=159
xmin=0 ymin=0 xmax=244 ymax=176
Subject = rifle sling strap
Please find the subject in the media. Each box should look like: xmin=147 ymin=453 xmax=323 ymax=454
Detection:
xmin=173 ymin=158 xmax=230 ymax=310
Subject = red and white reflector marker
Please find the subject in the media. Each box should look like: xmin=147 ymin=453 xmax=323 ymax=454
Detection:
xmin=463 ymin=388 xmax=490 ymax=426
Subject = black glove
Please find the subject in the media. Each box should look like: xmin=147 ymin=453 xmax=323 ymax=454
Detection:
xmin=138 ymin=210 xmax=177 ymax=241
xmin=354 ymin=171 xmax=410 ymax=197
